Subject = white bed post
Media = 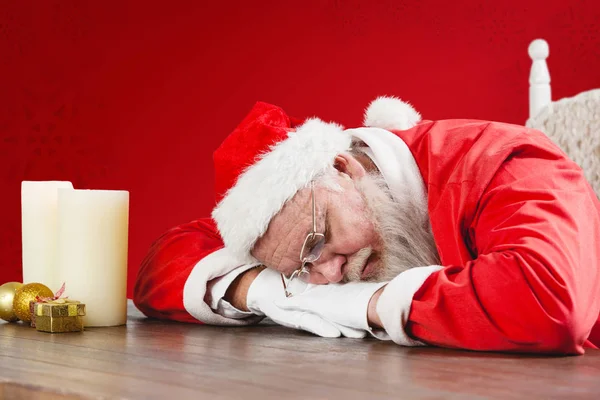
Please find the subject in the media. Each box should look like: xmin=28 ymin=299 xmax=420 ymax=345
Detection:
xmin=528 ymin=39 xmax=552 ymax=121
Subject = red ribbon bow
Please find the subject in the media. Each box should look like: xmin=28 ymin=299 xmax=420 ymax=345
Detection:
xmin=36 ymin=282 xmax=67 ymax=303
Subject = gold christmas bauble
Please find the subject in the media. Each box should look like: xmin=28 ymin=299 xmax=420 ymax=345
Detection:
xmin=0 ymin=282 xmax=23 ymax=322
xmin=13 ymin=282 xmax=54 ymax=323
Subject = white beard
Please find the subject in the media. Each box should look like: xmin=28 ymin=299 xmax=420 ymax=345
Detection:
xmin=343 ymin=172 xmax=440 ymax=283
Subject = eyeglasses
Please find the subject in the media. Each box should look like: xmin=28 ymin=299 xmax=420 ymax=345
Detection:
xmin=281 ymin=181 xmax=326 ymax=297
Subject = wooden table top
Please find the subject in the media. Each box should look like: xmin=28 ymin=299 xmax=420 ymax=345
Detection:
xmin=1 ymin=301 xmax=599 ymax=400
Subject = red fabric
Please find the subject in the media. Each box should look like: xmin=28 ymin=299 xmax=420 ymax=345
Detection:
xmin=589 ymin=316 xmax=600 ymax=347
xmin=213 ymin=102 xmax=294 ymax=203
xmin=133 ymin=218 xmax=223 ymax=323
xmin=394 ymin=120 xmax=600 ymax=354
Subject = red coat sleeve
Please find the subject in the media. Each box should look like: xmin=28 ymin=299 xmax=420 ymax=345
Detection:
xmin=133 ymin=218 xmax=224 ymax=324
xmin=406 ymin=150 xmax=600 ymax=354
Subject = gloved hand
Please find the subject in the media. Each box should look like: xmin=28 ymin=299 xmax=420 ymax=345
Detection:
xmin=246 ymin=268 xmax=366 ymax=338
xmin=275 ymin=280 xmax=388 ymax=333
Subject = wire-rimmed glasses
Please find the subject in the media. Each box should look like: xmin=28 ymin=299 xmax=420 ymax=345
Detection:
xmin=281 ymin=181 xmax=326 ymax=297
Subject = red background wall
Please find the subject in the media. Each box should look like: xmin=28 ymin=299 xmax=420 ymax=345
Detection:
xmin=1 ymin=0 xmax=599 ymax=297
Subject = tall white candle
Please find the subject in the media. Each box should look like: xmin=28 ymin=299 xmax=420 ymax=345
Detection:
xmin=56 ymin=189 xmax=129 ymax=327
xmin=21 ymin=181 xmax=74 ymax=292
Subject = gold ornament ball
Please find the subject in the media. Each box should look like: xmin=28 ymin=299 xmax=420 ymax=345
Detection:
xmin=13 ymin=282 xmax=54 ymax=323
xmin=0 ymin=282 xmax=23 ymax=322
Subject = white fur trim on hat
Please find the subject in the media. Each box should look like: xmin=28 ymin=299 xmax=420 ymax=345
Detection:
xmin=211 ymin=118 xmax=351 ymax=261
xmin=364 ymin=96 xmax=422 ymax=131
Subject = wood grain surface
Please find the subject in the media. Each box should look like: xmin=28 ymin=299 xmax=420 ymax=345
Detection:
xmin=1 ymin=301 xmax=599 ymax=399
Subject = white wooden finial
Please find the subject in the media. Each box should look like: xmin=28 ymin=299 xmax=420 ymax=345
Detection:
xmin=528 ymin=39 xmax=551 ymax=120
xmin=528 ymin=39 xmax=549 ymax=60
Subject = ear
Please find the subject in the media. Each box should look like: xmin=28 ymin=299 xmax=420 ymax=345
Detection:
xmin=334 ymin=152 xmax=367 ymax=180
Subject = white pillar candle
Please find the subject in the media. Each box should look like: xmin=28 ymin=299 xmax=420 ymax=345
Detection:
xmin=56 ymin=189 xmax=129 ymax=327
xmin=21 ymin=181 xmax=74 ymax=292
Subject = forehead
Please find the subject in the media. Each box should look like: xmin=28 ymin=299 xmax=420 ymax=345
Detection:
xmin=265 ymin=186 xmax=321 ymax=242
xmin=252 ymin=186 xmax=327 ymax=270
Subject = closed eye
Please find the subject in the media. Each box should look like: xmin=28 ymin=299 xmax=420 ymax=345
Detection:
xmin=324 ymin=211 xmax=331 ymax=243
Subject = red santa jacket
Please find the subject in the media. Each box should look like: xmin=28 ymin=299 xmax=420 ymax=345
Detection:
xmin=133 ymin=119 xmax=600 ymax=354
xmin=391 ymin=120 xmax=600 ymax=354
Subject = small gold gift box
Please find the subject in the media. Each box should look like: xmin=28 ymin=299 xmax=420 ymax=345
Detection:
xmin=34 ymin=299 xmax=86 ymax=333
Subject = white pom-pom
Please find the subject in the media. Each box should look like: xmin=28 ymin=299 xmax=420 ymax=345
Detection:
xmin=363 ymin=96 xmax=422 ymax=131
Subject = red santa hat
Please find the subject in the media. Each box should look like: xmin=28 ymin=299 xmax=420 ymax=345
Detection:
xmin=211 ymin=97 xmax=421 ymax=261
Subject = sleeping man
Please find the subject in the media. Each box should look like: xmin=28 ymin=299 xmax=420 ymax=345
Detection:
xmin=133 ymin=97 xmax=600 ymax=354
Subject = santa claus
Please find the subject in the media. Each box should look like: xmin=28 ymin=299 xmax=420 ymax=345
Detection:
xmin=133 ymin=97 xmax=600 ymax=354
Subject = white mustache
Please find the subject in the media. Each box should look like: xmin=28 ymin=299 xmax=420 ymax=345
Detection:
xmin=343 ymin=247 xmax=374 ymax=282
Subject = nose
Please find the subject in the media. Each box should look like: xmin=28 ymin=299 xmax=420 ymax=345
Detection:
xmin=309 ymin=254 xmax=346 ymax=284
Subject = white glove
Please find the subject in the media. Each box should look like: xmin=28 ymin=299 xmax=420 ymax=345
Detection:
xmin=275 ymin=281 xmax=388 ymax=333
xmin=246 ymin=268 xmax=365 ymax=338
